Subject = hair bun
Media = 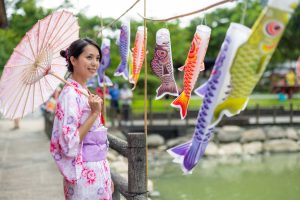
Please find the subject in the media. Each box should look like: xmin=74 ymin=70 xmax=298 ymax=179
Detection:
xmin=60 ymin=50 xmax=67 ymax=58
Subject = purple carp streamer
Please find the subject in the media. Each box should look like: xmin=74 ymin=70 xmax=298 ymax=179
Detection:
xmin=151 ymin=28 xmax=178 ymax=100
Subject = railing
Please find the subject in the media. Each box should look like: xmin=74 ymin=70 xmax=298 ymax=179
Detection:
xmin=109 ymin=133 xmax=147 ymax=200
xmin=44 ymin=101 xmax=299 ymax=199
xmin=128 ymin=100 xmax=300 ymax=127
xmin=43 ymin=112 xmax=148 ymax=200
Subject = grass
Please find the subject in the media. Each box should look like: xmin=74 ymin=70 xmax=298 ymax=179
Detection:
xmin=247 ymin=98 xmax=300 ymax=109
xmin=129 ymin=95 xmax=300 ymax=114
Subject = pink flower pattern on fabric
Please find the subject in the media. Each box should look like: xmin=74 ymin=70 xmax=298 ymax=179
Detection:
xmin=86 ymin=169 xmax=96 ymax=184
xmin=50 ymin=79 xmax=112 ymax=200
xmin=69 ymin=81 xmax=82 ymax=96
xmin=55 ymin=102 xmax=64 ymax=120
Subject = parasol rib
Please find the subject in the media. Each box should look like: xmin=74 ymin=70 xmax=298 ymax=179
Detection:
xmin=41 ymin=14 xmax=54 ymax=51
xmin=32 ymin=78 xmax=36 ymax=113
xmin=51 ymin=63 xmax=66 ymax=66
xmin=1 ymin=78 xmax=23 ymax=107
xmin=37 ymin=21 xmax=40 ymax=53
xmin=38 ymin=79 xmax=45 ymax=103
xmin=52 ymin=28 xmax=80 ymax=54
xmin=0 ymin=68 xmax=32 ymax=84
xmin=14 ymin=50 xmax=35 ymax=62
xmin=0 ymin=10 xmax=79 ymax=119
xmin=50 ymin=19 xmax=78 ymax=50
xmin=11 ymin=81 xmax=29 ymax=118
xmin=26 ymin=33 xmax=36 ymax=58
xmin=5 ymin=63 xmax=33 ymax=68
xmin=44 ymin=75 xmax=55 ymax=92
xmin=48 ymin=13 xmax=72 ymax=48
xmin=43 ymin=11 xmax=65 ymax=52
xmin=21 ymin=76 xmax=34 ymax=117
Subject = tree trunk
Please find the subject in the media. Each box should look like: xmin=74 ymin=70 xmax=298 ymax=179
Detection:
xmin=0 ymin=0 xmax=8 ymax=28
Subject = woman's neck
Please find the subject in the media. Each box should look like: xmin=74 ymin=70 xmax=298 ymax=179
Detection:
xmin=70 ymin=74 xmax=87 ymax=88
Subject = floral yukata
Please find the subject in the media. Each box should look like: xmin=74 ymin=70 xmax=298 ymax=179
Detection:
xmin=50 ymin=79 xmax=112 ymax=200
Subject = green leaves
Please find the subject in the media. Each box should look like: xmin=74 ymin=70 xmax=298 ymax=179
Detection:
xmin=1 ymin=0 xmax=299 ymax=94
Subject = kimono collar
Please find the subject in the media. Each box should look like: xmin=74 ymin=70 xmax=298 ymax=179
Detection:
xmin=67 ymin=78 xmax=85 ymax=90
xmin=66 ymin=78 xmax=91 ymax=95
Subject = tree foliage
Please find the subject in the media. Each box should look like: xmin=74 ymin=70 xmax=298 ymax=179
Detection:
xmin=0 ymin=0 xmax=50 ymax=72
xmin=0 ymin=0 xmax=299 ymax=94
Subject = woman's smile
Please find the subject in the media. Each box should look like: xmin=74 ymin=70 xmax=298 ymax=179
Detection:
xmin=87 ymin=67 xmax=97 ymax=74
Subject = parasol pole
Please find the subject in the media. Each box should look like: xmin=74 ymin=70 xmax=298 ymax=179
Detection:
xmin=49 ymin=71 xmax=89 ymax=97
xmin=143 ymin=0 xmax=148 ymax=197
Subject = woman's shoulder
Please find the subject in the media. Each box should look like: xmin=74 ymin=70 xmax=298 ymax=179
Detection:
xmin=59 ymin=85 xmax=83 ymax=103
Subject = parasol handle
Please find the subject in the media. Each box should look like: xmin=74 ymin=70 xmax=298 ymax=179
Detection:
xmin=49 ymin=72 xmax=89 ymax=97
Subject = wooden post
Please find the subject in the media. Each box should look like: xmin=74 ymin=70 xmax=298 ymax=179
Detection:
xmin=112 ymin=187 xmax=121 ymax=200
xmin=130 ymin=109 xmax=134 ymax=126
xmin=127 ymin=132 xmax=147 ymax=200
xmin=290 ymin=102 xmax=293 ymax=125
xmin=167 ymin=108 xmax=171 ymax=126
xmin=108 ymin=134 xmax=128 ymax=157
xmin=185 ymin=111 xmax=189 ymax=128
xmin=272 ymin=106 xmax=276 ymax=124
xmin=111 ymin=108 xmax=116 ymax=128
xmin=111 ymin=172 xmax=128 ymax=200
xmin=255 ymin=104 xmax=260 ymax=125
xmin=149 ymin=97 xmax=153 ymax=126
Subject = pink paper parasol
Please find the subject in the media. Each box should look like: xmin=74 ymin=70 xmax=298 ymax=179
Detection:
xmin=0 ymin=10 xmax=82 ymax=119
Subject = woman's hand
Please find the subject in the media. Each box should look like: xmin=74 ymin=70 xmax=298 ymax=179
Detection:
xmin=88 ymin=94 xmax=103 ymax=115
xmin=78 ymin=94 xmax=103 ymax=141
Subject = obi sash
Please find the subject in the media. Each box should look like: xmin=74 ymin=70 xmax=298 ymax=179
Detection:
xmin=82 ymin=126 xmax=109 ymax=162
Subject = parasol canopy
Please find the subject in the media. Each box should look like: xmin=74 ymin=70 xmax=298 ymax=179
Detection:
xmin=0 ymin=10 xmax=80 ymax=119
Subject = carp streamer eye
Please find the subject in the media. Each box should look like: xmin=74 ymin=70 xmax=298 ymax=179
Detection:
xmin=156 ymin=49 xmax=168 ymax=59
xmin=265 ymin=21 xmax=283 ymax=37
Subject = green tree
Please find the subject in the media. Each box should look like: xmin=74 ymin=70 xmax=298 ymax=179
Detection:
xmin=1 ymin=0 xmax=299 ymax=96
xmin=188 ymin=0 xmax=300 ymax=65
xmin=273 ymin=5 xmax=300 ymax=62
xmin=188 ymin=0 xmax=263 ymax=60
xmin=0 ymin=0 xmax=50 ymax=73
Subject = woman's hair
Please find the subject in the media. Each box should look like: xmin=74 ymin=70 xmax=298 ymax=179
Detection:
xmin=60 ymin=38 xmax=102 ymax=73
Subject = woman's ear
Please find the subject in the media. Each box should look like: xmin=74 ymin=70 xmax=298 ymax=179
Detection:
xmin=70 ymin=56 xmax=77 ymax=66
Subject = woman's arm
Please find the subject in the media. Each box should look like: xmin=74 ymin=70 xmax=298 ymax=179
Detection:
xmin=78 ymin=94 xmax=103 ymax=141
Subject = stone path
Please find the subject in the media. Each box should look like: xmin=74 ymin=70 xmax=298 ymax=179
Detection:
xmin=0 ymin=113 xmax=64 ymax=200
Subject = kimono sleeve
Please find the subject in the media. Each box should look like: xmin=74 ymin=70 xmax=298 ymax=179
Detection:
xmin=55 ymin=89 xmax=81 ymax=158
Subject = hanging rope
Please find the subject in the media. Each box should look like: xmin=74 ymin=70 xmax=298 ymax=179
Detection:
xmin=240 ymin=0 xmax=248 ymax=25
xmin=138 ymin=0 xmax=236 ymax=22
xmin=143 ymin=0 xmax=149 ymax=197
xmin=98 ymin=0 xmax=141 ymax=37
xmin=200 ymin=14 xmax=207 ymax=25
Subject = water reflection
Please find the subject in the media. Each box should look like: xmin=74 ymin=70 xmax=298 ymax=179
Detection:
xmin=150 ymin=153 xmax=300 ymax=200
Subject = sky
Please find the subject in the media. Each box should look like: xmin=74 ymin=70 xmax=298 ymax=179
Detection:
xmin=37 ymin=0 xmax=237 ymax=27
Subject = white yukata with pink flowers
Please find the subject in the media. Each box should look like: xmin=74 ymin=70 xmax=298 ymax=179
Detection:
xmin=50 ymin=79 xmax=112 ymax=200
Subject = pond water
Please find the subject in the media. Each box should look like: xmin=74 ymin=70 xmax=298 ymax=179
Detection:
xmin=149 ymin=153 xmax=300 ymax=200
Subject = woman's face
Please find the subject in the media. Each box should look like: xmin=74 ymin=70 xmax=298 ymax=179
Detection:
xmin=71 ymin=44 xmax=100 ymax=80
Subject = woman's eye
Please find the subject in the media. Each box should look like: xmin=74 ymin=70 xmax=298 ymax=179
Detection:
xmin=87 ymin=56 xmax=92 ymax=59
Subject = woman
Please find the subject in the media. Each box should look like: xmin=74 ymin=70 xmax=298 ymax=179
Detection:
xmin=50 ymin=38 xmax=113 ymax=199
